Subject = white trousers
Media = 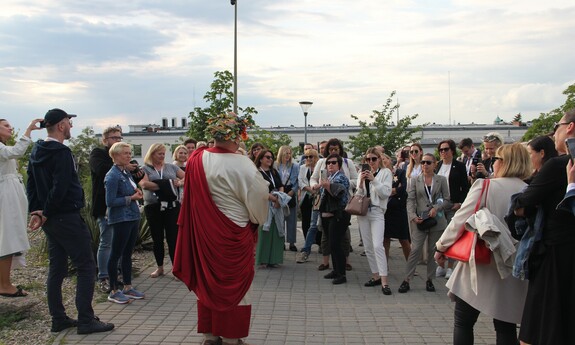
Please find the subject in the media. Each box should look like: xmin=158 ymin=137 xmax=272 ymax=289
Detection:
xmin=358 ymin=206 xmax=388 ymax=276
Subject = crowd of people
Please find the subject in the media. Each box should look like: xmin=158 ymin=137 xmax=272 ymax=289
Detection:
xmin=0 ymin=107 xmax=574 ymax=345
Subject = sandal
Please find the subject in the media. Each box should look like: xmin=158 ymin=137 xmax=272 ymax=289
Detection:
xmin=0 ymin=286 xmax=28 ymax=298
xmin=317 ymin=264 xmax=330 ymax=271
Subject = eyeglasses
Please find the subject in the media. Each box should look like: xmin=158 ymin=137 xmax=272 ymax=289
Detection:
xmin=326 ymin=160 xmax=338 ymax=165
xmin=106 ymin=136 xmax=123 ymax=141
xmin=438 ymin=147 xmax=450 ymax=153
xmin=553 ymin=122 xmax=571 ymax=133
xmin=365 ymin=157 xmax=378 ymax=162
xmin=421 ymin=160 xmax=434 ymax=165
xmin=303 ymin=155 xmax=315 ymax=159
xmin=263 ymin=155 xmax=273 ymax=159
xmin=410 ymin=150 xmax=419 ymax=154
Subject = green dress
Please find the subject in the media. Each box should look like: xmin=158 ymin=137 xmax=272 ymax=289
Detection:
xmin=255 ymin=220 xmax=284 ymax=265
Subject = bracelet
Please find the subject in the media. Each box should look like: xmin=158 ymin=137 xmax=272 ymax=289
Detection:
xmin=435 ymin=248 xmax=444 ymax=254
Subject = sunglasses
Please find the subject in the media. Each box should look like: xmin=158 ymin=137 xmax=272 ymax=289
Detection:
xmin=483 ymin=135 xmax=500 ymax=142
xmin=421 ymin=160 xmax=434 ymax=165
xmin=438 ymin=147 xmax=450 ymax=153
xmin=553 ymin=121 xmax=571 ymax=133
xmin=365 ymin=157 xmax=378 ymax=162
xmin=492 ymin=156 xmax=503 ymax=161
xmin=303 ymin=155 xmax=315 ymax=159
xmin=410 ymin=150 xmax=420 ymax=154
xmin=263 ymin=155 xmax=273 ymax=159
xmin=326 ymin=160 xmax=339 ymax=165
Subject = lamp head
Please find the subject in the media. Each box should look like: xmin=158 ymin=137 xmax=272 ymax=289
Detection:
xmin=299 ymin=101 xmax=313 ymax=113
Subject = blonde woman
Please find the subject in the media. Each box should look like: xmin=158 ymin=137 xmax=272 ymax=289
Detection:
xmin=435 ymin=143 xmax=531 ymax=344
xmin=172 ymin=145 xmax=188 ymax=171
xmin=275 ymin=145 xmax=300 ymax=251
xmin=296 ymin=149 xmax=320 ymax=263
xmin=139 ymin=143 xmax=185 ymax=278
xmin=356 ymin=148 xmax=393 ymax=294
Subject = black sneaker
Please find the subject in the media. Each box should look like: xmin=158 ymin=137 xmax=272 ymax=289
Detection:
xmin=77 ymin=317 xmax=115 ymax=335
xmin=398 ymin=280 xmax=410 ymax=293
xmin=426 ymin=280 xmax=436 ymax=292
xmin=332 ymin=276 xmax=347 ymax=285
xmin=51 ymin=316 xmax=78 ymax=333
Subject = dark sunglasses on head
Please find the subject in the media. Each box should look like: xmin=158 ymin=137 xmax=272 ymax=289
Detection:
xmin=421 ymin=160 xmax=434 ymax=165
xmin=365 ymin=157 xmax=378 ymax=162
xmin=326 ymin=160 xmax=338 ymax=165
xmin=483 ymin=134 xmax=500 ymax=142
xmin=410 ymin=150 xmax=419 ymax=154
xmin=438 ymin=147 xmax=450 ymax=153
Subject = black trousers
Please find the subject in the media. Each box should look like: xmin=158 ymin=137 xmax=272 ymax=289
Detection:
xmin=300 ymin=195 xmax=312 ymax=240
xmin=453 ymin=296 xmax=518 ymax=345
xmin=144 ymin=203 xmax=180 ymax=267
xmin=42 ymin=213 xmax=96 ymax=324
xmin=322 ymin=212 xmax=351 ymax=277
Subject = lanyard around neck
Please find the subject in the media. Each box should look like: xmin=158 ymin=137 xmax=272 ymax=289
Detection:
xmin=260 ymin=168 xmax=275 ymax=188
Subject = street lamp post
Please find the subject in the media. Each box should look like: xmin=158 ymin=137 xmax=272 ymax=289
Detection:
xmin=231 ymin=0 xmax=238 ymax=114
xmin=299 ymin=101 xmax=313 ymax=145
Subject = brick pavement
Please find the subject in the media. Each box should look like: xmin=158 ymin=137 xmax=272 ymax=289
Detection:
xmin=54 ymin=220 xmax=497 ymax=344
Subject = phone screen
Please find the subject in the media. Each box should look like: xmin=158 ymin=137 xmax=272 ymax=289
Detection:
xmin=566 ymin=138 xmax=575 ymax=163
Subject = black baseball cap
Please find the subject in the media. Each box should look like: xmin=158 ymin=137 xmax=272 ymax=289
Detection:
xmin=43 ymin=108 xmax=77 ymax=127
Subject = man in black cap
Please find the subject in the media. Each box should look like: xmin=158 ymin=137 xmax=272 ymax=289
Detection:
xmin=27 ymin=109 xmax=115 ymax=335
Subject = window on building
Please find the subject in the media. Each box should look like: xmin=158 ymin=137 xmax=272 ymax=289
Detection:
xmin=132 ymin=144 xmax=142 ymax=157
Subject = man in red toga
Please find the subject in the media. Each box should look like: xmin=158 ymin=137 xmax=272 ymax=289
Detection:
xmin=173 ymin=112 xmax=269 ymax=345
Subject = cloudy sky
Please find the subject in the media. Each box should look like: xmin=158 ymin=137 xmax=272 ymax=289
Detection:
xmin=1 ymin=0 xmax=574 ymax=138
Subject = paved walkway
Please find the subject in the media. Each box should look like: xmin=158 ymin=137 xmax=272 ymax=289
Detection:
xmin=54 ymin=220 xmax=497 ymax=344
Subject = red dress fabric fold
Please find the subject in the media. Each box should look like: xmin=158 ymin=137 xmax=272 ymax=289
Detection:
xmin=173 ymin=146 xmax=257 ymax=312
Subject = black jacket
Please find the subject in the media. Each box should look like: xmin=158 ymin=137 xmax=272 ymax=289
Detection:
xmin=27 ymin=140 xmax=84 ymax=217
xmin=515 ymin=154 xmax=575 ymax=245
xmin=435 ymin=160 xmax=470 ymax=204
xmin=89 ymin=146 xmax=113 ymax=218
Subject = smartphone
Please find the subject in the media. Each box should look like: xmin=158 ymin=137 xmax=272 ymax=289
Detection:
xmin=361 ymin=163 xmax=370 ymax=172
xmin=320 ymin=169 xmax=327 ymax=181
xmin=39 ymin=120 xmax=46 ymax=128
xmin=471 ymin=157 xmax=479 ymax=166
xmin=566 ymin=138 xmax=575 ymax=163
xmin=129 ymin=159 xmax=141 ymax=174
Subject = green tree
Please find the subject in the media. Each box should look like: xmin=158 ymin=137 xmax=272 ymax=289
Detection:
xmin=187 ymin=70 xmax=258 ymax=141
xmin=522 ymin=83 xmax=575 ymax=141
xmin=68 ymin=126 xmax=101 ymax=184
xmin=513 ymin=113 xmax=522 ymax=124
xmin=347 ymin=91 xmax=423 ymax=158
xmin=245 ymin=128 xmax=293 ymax=155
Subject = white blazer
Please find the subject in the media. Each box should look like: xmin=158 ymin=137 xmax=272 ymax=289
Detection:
xmin=356 ymin=168 xmax=393 ymax=210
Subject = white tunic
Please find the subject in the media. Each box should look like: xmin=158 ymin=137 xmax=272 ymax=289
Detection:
xmin=0 ymin=136 xmax=32 ymax=265
xmin=201 ymin=150 xmax=269 ymax=227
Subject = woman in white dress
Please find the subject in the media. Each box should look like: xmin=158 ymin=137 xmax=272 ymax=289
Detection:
xmin=0 ymin=118 xmax=42 ymax=297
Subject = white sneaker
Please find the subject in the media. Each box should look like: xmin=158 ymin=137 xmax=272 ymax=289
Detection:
xmin=445 ymin=268 xmax=453 ymax=279
xmin=436 ymin=266 xmax=447 ymax=277
xmin=296 ymin=252 xmax=309 ymax=263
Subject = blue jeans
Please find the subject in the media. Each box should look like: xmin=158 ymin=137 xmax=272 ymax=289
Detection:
xmin=43 ymin=213 xmax=96 ymax=324
xmin=108 ymin=220 xmax=139 ymax=290
xmin=284 ymin=205 xmax=297 ymax=244
xmin=96 ymin=216 xmax=113 ymax=279
xmin=301 ymin=210 xmax=319 ymax=254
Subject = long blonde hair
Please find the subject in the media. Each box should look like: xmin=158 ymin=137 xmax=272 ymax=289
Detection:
xmin=144 ymin=143 xmax=166 ymax=166
xmin=276 ymin=145 xmax=293 ymax=167
xmin=406 ymin=143 xmax=423 ymax=178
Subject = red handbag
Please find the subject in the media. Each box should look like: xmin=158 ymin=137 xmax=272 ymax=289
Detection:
xmin=444 ymin=179 xmax=491 ymax=264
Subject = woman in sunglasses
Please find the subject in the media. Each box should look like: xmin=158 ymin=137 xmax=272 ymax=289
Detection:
xmin=399 ymin=153 xmax=451 ymax=294
xmin=255 ymin=149 xmax=285 ymax=268
xmin=406 ymin=143 xmax=424 ymax=184
xmin=318 ymin=154 xmax=350 ymax=285
xmin=435 ymin=143 xmax=531 ymax=344
xmin=356 ymin=148 xmax=393 ymax=294
xmin=296 ymin=149 xmax=321 ymax=263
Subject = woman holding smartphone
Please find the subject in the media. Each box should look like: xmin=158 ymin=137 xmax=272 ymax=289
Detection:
xmin=356 ymin=148 xmax=393 ymax=294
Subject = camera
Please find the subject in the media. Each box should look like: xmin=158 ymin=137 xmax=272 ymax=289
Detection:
xmin=39 ymin=120 xmax=46 ymax=128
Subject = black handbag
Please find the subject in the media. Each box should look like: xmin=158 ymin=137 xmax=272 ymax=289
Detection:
xmin=417 ymin=217 xmax=437 ymax=231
